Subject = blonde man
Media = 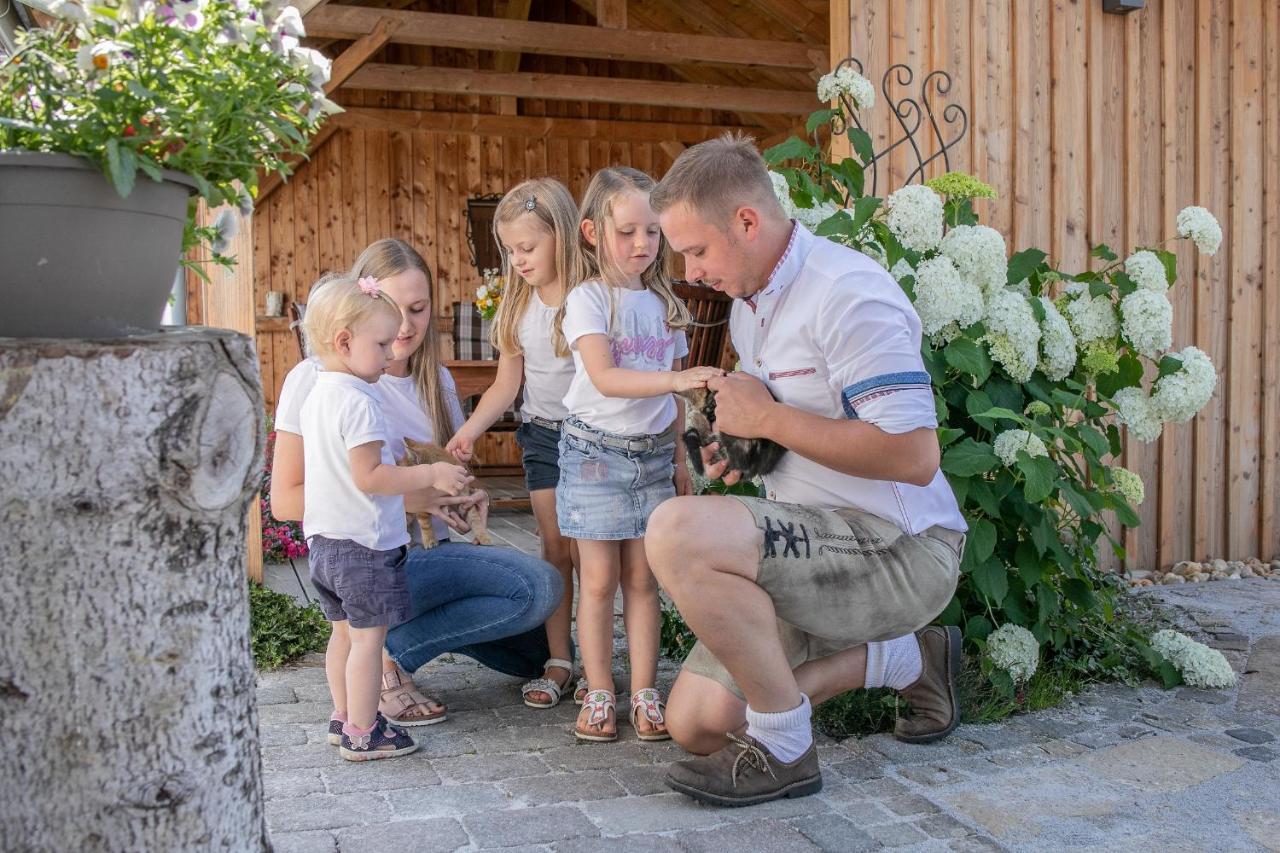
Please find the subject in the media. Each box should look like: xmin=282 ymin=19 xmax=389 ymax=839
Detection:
xmin=646 ymin=134 xmax=967 ymax=807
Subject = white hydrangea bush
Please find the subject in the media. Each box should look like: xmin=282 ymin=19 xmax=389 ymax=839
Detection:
xmin=1150 ymin=630 xmax=1235 ymax=689
xmin=985 ymin=624 xmax=1040 ymax=684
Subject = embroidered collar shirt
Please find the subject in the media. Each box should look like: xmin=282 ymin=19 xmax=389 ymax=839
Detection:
xmin=729 ymin=222 xmax=966 ymax=535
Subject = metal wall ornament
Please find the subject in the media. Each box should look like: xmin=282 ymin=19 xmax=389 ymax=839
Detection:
xmin=826 ymin=57 xmax=969 ymax=198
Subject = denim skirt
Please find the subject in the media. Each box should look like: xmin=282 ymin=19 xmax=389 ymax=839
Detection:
xmin=555 ymin=416 xmax=676 ymax=540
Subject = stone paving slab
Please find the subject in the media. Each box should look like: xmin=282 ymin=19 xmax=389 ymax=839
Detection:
xmin=257 ymin=580 xmax=1280 ymax=851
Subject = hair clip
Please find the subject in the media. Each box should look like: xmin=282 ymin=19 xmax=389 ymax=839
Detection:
xmin=357 ymin=276 xmax=381 ymax=297
xmin=524 ymin=196 xmax=537 ymax=211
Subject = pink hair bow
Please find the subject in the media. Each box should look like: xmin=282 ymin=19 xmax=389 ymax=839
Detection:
xmin=357 ymin=276 xmax=381 ymax=297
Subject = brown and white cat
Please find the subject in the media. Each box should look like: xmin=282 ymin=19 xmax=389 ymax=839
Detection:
xmin=677 ymin=386 xmax=787 ymax=481
xmin=398 ymin=437 xmax=493 ymax=546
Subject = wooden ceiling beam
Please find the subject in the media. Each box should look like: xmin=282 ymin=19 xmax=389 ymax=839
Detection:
xmin=493 ymin=0 xmax=534 ymax=115
xmin=329 ymin=105 xmax=764 ymax=143
xmin=344 ymin=63 xmax=816 ymax=115
xmin=596 ymin=0 xmax=627 ymax=29
xmin=304 ymin=5 xmax=819 ymax=71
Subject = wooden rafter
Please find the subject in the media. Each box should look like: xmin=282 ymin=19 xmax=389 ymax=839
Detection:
xmin=596 ymin=0 xmax=627 ymax=29
xmin=304 ymin=5 xmax=822 ymax=71
xmin=494 ymin=0 xmax=533 ymax=115
xmin=344 ymin=64 xmax=816 ymax=115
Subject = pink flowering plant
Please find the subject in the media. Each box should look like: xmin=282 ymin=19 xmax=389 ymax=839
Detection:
xmin=0 ymin=0 xmax=340 ymax=272
xmin=261 ymin=415 xmax=307 ymax=562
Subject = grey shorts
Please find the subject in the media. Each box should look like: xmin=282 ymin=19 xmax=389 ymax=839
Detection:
xmin=681 ymin=497 xmax=964 ymax=699
xmin=308 ymin=535 xmax=412 ymax=629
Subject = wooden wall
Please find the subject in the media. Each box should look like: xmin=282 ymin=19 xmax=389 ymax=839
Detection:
xmin=833 ymin=0 xmax=1280 ymax=571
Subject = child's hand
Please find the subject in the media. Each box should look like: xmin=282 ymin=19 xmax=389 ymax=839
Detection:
xmin=426 ymin=461 xmax=473 ymax=496
xmin=672 ymin=365 xmax=724 ymax=392
xmin=445 ymin=429 xmax=477 ymax=463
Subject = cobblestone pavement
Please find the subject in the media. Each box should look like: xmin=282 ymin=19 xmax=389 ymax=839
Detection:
xmin=258 ymin=580 xmax=1280 ymax=852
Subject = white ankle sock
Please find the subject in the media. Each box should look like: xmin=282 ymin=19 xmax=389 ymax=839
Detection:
xmin=864 ymin=634 xmax=923 ymax=690
xmin=744 ymin=694 xmax=813 ymax=763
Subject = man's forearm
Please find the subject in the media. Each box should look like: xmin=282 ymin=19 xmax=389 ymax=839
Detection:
xmin=760 ymin=403 xmax=940 ymax=487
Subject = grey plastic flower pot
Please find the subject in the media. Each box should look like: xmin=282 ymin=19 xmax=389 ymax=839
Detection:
xmin=0 ymin=151 xmax=198 ymax=337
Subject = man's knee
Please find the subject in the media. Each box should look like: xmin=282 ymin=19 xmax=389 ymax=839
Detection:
xmin=665 ymin=672 xmax=745 ymax=755
xmin=645 ymin=496 xmax=755 ymax=586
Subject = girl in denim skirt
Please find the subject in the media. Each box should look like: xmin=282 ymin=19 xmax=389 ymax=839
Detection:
xmin=299 ymin=273 xmax=472 ymax=761
xmin=448 ymin=178 xmax=581 ymax=710
xmin=554 ymin=167 xmax=723 ymax=742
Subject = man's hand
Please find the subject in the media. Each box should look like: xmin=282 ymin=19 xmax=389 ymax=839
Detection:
xmin=706 ymin=372 xmax=778 ymax=440
xmin=699 ymin=440 xmax=743 ymax=487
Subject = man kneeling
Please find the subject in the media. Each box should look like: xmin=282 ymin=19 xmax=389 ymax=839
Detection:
xmin=645 ymin=135 xmax=967 ymax=807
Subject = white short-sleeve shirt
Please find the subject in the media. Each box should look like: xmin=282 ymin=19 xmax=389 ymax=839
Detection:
xmin=516 ymin=289 xmax=575 ymax=422
xmin=730 ymin=223 xmax=966 ymax=535
xmin=560 ymin=280 xmax=689 ymax=436
xmin=277 ymin=358 xmax=464 ymax=542
xmin=299 ymin=372 xmax=411 ymax=552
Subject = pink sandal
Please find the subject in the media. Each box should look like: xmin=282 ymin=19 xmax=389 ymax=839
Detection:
xmin=574 ymin=689 xmax=618 ymax=742
xmin=630 ymin=688 xmax=671 ymax=742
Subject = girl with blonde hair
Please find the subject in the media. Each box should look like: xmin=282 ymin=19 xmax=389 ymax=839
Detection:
xmin=555 ymin=167 xmax=722 ymax=742
xmin=271 ymin=239 xmax=564 ymax=735
xmin=447 ymin=178 xmax=581 ymax=710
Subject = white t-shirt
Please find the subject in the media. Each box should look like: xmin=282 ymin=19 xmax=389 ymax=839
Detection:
xmin=277 ymin=358 xmax=465 ymax=542
xmin=730 ymin=223 xmax=966 ymax=535
xmin=516 ymin=290 xmax=575 ymax=422
xmin=299 ymin=372 xmax=411 ymax=551
xmin=560 ymin=280 xmax=689 ymax=436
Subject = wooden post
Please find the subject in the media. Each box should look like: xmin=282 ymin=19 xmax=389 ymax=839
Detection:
xmin=0 ymin=329 xmax=268 ymax=850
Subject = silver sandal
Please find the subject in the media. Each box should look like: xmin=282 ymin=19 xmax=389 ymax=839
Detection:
xmin=521 ymin=657 xmax=574 ymax=709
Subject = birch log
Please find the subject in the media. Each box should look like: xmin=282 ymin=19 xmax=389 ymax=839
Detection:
xmin=0 ymin=329 xmax=268 ymax=852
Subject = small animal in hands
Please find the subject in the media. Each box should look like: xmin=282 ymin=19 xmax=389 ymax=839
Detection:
xmin=677 ymin=386 xmax=786 ymax=481
xmin=399 ymin=438 xmax=493 ymax=546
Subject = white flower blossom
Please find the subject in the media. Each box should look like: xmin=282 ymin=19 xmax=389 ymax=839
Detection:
xmin=940 ymin=225 xmax=1007 ymax=297
xmin=1037 ymin=297 xmax=1077 ymax=381
xmin=1151 ymin=630 xmax=1235 ymax=689
xmin=986 ymin=624 xmax=1040 ymax=684
xmin=32 ymin=0 xmax=91 ymax=24
xmin=816 ymin=66 xmax=875 ymax=111
xmin=273 ymin=5 xmax=307 ymax=38
xmin=994 ymin=429 xmax=1049 ymax=467
xmin=1109 ymin=467 xmax=1145 ymax=507
xmin=982 ymin=289 xmax=1041 ymax=382
xmin=1063 ymin=290 xmax=1119 ymax=344
xmin=889 ymin=258 xmax=914 ymax=283
xmin=794 ymin=200 xmax=840 ymax=232
xmin=1150 ymin=345 xmax=1217 ymax=423
xmin=1119 ymin=288 xmax=1173 ymax=358
xmin=1124 ymin=250 xmax=1168 ymax=293
xmin=1112 ymin=386 xmax=1163 ymax=443
xmin=884 ymin=184 xmax=944 ymax=253
xmin=913 ymin=256 xmax=984 ymax=343
xmin=289 ymin=46 xmax=331 ymax=89
xmin=1176 ymin=206 xmax=1223 ymax=256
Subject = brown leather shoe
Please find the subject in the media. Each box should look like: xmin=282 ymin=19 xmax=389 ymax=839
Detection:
xmin=665 ymin=733 xmax=822 ymax=807
xmin=894 ymin=625 xmax=962 ymax=744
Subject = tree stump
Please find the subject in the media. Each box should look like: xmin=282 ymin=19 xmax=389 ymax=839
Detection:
xmin=0 ymin=329 xmax=268 ymax=852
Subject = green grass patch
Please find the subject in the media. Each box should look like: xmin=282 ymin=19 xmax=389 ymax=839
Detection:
xmin=249 ymin=582 xmax=331 ymax=669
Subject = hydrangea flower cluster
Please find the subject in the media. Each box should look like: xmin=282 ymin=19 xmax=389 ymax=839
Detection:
xmin=816 ymin=66 xmax=876 ymax=111
xmin=1176 ymin=206 xmax=1223 ymax=256
xmin=913 ymin=256 xmax=984 ymax=342
xmin=769 ymin=170 xmax=839 ymax=231
xmin=1119 ymin=288 xmax=1173 ymax=358
xmin=1037 ymin=297 xmax=1078 ymax=381
xmin=994 ymin=429 xmax=1049 ymax=467
xmin=986 ymin=624 xmax=1040 ymax=684
xmin=885 ymin=184 xmax=945 ymax=253
xmin=940 ymin=225 xmax=1008 ymax=297
xmin=1109 ymin=467 xmax=1145 ymax=507
xmin=1062 ymin=289 xmax=1120 ymax=344
xmin=1124 ymin=251 xmax=1169 ymax=293
xmin=1150 ymin=346 xmax=1218 ymax=423
xmin=1112 ymin=387 xmax=1164 ymax=443
xmin=1150 ymin=630 xmax=1235 ymax=689
xmin=982 ymin=289 xmax=1041 ymax=382
xmin=925 ymin=171 xmax=996 ymax=200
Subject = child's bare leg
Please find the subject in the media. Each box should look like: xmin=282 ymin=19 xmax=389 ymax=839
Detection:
xmin=525 ymin=488 xmax=576 ymax=703
xmin=621 ymin=537 xmax=663 ymax=735
xmin=347 ymin=625 xmax=389 ymax=730
xmin=575 ymin=539 xmax=622 ymax=736
xmin=326 ymin=620 xmax=351 ymax=716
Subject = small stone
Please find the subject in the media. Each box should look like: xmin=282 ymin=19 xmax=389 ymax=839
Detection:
xmin=1233 ymin=746 xmax=1278 ymax=762
xmin=1212 ymin=558 xmax=1229 ymax=572
xmin=1161 ymin=573 xmax=1186 ymax=585
xmin=1227 ymin=560 xmax=1247 ymax=573
xmin=1190 ymin=573 xmax=1209 ymax=583
xmin=1229 ymin=572 xmax=1241 ymax=580
xmin=1211 ymin=571 xmax=1229 ymax=581
xmin=1269 ymin=560 xmax=1280 ymax=573
xmin=1134 ymin=579 xmax=1154 ymax=587
xmin=1241 ymin=565 xmax=1256 ymax=578
xmin=1225 ymin=728 xmax=1276 ymax=745
xmin=1174 ymin=561 xmax=1200 ymax=577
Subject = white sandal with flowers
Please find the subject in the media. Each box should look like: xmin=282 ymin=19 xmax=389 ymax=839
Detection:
xmin=520 ymin=658 xmax=574 ymax=709
xmin=574 ymin=689 xmax=618 ymax=742
xmin=630 ymin=688 xmax=672 ymax=741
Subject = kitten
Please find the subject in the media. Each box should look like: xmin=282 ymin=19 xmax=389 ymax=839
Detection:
xmin=677 ymin=386 xmax=787 ymax=481
xmin=398 ymin=438 xmax=493 ymax=546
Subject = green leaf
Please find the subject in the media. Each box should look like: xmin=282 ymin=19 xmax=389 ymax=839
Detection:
xmin=104 ymin=139 xmax=136 ymax=198
xmin=1091 ymin=243 xmax=1118 ymax=262
xmin=1113 ymin=500 xmax=1141 ymax=528
xmin=1036 ymin=584 xmax=1060 ymax=621
xmin=938 ymin=427 xmax=966 ymax=447
xmin=1154 ymin=248 xmax=1178 ymax=284
xmin=973 ymin=406 xmax=1025 ymax=424
xmin=827 ymin=157 xmax=865 ymax=198
xmin=1059 ymin=481 xmax=1095 ymax=519
xmin=964 ymin=614 xmax=994 ymax=642
xmin=1029 ymin=296 xmax=1046 ymax=323
xmin=1017 ymin=455 xmax=1057 ymax=503
xmin=942 ymin=438 xmax=1000 ymax=477
xmin=1077 ymin=425 xmax=1111 ymax=460
xmin=1113 ymin=271 xmax=1138 ymax=296
xmin=1006 ymin=248 xmax=1047 ymax=286
xmin=763 ymin=136 xmax=817 ymax=165
xmin=944 ymin=337 xmax=993 ymax=384
xmin=972 ymin=557 xmax=1010 ymax=603
xmin=848 ymin=195 xmax=881 ymax=236
xmin=969 ymin=480 xmax=1004 ymax=517
xmin=1014 ymin=540 xmax=1041 ymax=585
xmin=849 ymin=127 xmax=874 ymax=165
xmin=1088 ymin=279 xmax=1111 ymax=298
xmin=1063 ymin=578 xmax=1097 ymax=610
xmin=948 ymin=473 xmax=970 ymax=507
xmin=968 ymin=518 xmax=997 ymax=562
xmin=965 ymin=389 xmax=995 ymax=418
xmin=813 ymin=210 xmax=851 ymax=236
xmin=1156 ymin=354 xmax=1184 ymax=379
xmin=1096 ymin=353 xmax=1144 ymax=398
xmin=805 ymin=108 xmax=838 ymax=134
xmin=1030 ymin=514 xmax=1056 ymax=557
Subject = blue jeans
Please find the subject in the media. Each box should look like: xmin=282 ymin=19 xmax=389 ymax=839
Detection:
xmin=384 ymin=542 xmax=564 ymax=678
